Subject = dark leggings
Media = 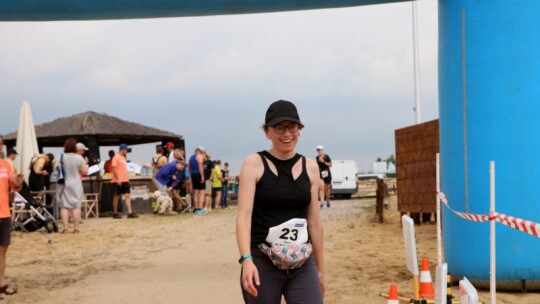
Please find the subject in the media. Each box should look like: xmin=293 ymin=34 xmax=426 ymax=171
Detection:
xmin=241 ymin=249 xmax=323 ymax=304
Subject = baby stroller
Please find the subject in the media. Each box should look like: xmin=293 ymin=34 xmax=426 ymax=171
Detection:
xmin=12 ymin=184 xmax=58 ymax=233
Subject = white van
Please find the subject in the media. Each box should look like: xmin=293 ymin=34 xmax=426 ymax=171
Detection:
xmin=330 ymin=160 xmax=359 ymax=198
xmin=357 ymin=173 xmax=386 ymax=181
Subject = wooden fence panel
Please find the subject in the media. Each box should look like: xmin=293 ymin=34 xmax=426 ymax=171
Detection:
xmin=395 ymin=119 xmax=439 ymax=213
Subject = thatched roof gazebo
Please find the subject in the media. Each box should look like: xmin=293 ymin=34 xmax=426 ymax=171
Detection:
xmin=3 ymin=111 xmax=184 ymax=162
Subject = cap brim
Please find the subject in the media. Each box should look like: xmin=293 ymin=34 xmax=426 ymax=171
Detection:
xmin=267 ymin=117 xmax=302 ymax=127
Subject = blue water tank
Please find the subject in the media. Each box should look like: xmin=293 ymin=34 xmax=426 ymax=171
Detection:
xmin=439 ymin=0 xmax=540 ymax=290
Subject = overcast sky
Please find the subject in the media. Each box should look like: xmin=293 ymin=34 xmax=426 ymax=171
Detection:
xmin=0 ymin=0 xmax=438 ymax=175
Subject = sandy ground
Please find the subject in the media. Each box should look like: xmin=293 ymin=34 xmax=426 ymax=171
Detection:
xmin=4 ymin=195 xmax=540 ymax=303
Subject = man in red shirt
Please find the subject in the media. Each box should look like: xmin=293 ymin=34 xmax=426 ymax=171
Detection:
xmin=111 ymin=144 xmax=138 ymax=219
xmin=103 ymin=150 xmax=115 ymax=174
xmin=0 ymin=157 xmax=23 ymax=295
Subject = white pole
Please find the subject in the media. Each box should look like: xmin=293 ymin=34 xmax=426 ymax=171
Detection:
xmin=489 ymin=161 xmax=496 ymax=304
xmin=436 ymin=153 xmax=442 ymax=265
xmin=412 ymin=0 xmax=422 ymax=124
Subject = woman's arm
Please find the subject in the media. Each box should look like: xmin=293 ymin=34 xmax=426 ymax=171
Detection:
xmin=236 ymin=154 xmax=263 ymax=297
xmin=218 ymin=169 xmax=224 ymax=182
xmin=210 ymin=167 xmax=215 ymax=180
xmin=80 ymin=159 xmax=89 ymax=176
xmin=34 ymin=158 xmax=48 ymax=175
xmin=197 ymin=155 xmax=205 ymax=181
xmin=306 ymin=158 xmax=326 ymax=297
xmin=9 ymin=174 xmax=23 ymax=191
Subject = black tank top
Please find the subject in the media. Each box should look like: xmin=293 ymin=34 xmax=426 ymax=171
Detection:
xmin=250 ymin=151 xmax=311 ymax=247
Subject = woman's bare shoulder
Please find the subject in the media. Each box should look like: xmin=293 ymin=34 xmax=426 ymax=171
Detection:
xmin=242 ymin=153 xmax=263 ymax=167
xmin=305 ymin=157 xmax=320 ymax=179
xmin=305 ymin=157 xmax=319 ymax=170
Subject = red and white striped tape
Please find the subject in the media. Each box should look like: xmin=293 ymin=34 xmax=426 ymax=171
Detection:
xmin=437 ymin=192 xmax=492 ymax=222
xmin=437 ymin=192 xmax=540 ymax=238
xmin=493 ymin=212 xmax=540 ymax=238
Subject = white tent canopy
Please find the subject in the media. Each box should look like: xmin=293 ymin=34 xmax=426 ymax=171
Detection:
xmin=15 ymin=102 xmax=39 ymax=183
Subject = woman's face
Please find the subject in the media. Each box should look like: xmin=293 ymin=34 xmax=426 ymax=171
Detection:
xmin=266 ymin=121 xmax=302 ymax=154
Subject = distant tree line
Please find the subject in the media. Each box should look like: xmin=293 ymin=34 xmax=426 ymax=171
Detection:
xmin=376 ymin=154 xmax=395 ymax=165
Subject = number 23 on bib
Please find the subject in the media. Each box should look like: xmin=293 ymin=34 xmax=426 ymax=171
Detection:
xmin=266 ymin=218 xmax=308 ymax=246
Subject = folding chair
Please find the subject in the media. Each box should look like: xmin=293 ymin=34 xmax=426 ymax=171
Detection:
xmin=11 ymin=192 xmax=33 ymax=223
xmin=81 ymin=193 xmax=99 ymax=219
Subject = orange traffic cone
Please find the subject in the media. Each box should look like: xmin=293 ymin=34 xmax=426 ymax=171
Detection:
xmin=419 ymin=257 xmax=435 ymax=298
xmin=387 ymin=284 xmax=399 ymax=304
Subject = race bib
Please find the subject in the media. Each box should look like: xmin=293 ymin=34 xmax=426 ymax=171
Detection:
xmin=266 ymin=218 xmax=308 ymax=246
xmin=321 ymin=170 xmax=329 ymax=178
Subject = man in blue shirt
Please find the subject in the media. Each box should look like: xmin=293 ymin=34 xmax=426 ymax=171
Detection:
xmin=155 ymin=160 xmax=189 ymax=212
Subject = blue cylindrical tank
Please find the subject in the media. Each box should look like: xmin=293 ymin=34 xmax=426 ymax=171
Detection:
xmin=439 ymin=0 xmax=540 ymax=290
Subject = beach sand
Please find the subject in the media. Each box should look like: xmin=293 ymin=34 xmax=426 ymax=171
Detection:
xmin=5 ymin=195 xmax=539 ymax=303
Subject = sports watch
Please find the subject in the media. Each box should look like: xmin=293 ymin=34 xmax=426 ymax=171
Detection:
xmin=238 ymin=254 xmax=253 ymax=264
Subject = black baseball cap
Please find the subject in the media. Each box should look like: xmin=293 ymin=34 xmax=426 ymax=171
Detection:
xmin=265 ymin=100 xmax=303 ymax=127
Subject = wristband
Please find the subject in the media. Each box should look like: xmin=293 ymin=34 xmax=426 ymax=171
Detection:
xmin=238 ymin=254 xmax=253 ymax=264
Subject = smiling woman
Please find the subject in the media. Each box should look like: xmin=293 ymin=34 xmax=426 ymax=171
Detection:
xmin=236 ymin=100 xmax=325 ymax=304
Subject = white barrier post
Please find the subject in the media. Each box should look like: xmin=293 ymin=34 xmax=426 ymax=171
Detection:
xmin=402 ymin=215 xmax=420 ymax=300
xmin=435 ymin=263 xmax=447 ymax=304
xmin=460 ymin=277 xmax=479 ymax=304
xmin=489 ymin=161 xmax=496 ymax=304
xmin=436 ymin=153 xmax=442 ymax=266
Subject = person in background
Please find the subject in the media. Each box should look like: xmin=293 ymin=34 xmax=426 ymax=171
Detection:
xmin=5 ymin=149 xmax=17 ymax=208
xmin=188 ymin=146 xmax=206 ymax=215
xmin=170 ymin=147 xmax=186 ymax=163
xmin=43 ymin=153 xmax=57 ymax=205
xmin=0 ymin=154 xmax=23 ymax=296
xmin=151 ymin=146 xmax=168 ymax=191
xmin=103 ymin=150 xmax=115 ymax=174
xmin=221 ymin=162 xmax=230 ymax=209
xmin=174 ymin=147 xmax=190 ymax=210
xmin=176 ymin=148 xmax=186 ymax=161
xmin=57 ymin=138 xmax=88 ymax=234
xmin=211 ymin=160 xmax=223 ymax=209
xmin=76 ymin=143 xmax=89 ymax=164
xmin=28 ymin=153 xmax=53 ymax=192
xmin=0 ymin=135 xmax=4 ymax=159
xmin=155 ymin=160 xmax=189 ymax=212
xmin=167 ymin=149 xmax=183 ymax=163
xmin=111 ymin=144 xmax=138 ymax=219
xmin=5 ymin=149 xmax=17 ymax=174
xmin=172 ymin=167 xmax=190 ymax=213
xmin=203 ymin=152 xmax=214 ymax=211
xmin=236 ymin=100 xmax=325 ymax=303
xmin=316 ymin=145 xmax=332 ymax=208
xmin=165 ymin=142 xmax=176 ymax=163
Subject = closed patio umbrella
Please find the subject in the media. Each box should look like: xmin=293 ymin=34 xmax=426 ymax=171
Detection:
xmin=15 ymin=102 xmax=39 ymax=183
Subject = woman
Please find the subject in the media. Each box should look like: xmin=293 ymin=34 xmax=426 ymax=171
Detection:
xmin=56 ymin=138 xmax=88 ymax=234
xmin=28 ymin=153 xmax=53 ymax=192
xmin=211 ymin=160 xmax=223 ymax=209
xmin=236 ymin=100 xmax=325 ymax=304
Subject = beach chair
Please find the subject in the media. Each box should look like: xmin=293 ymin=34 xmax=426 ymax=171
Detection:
xmin=81 ymin=193 xmax=99 ymax=219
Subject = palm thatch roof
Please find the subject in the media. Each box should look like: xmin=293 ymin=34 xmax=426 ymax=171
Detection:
xmin=3 ymin=111 xmax=183 ymax=147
